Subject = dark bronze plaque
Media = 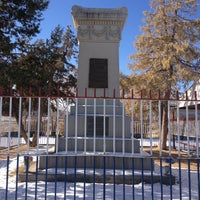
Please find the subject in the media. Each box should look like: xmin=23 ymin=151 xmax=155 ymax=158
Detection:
xmin=87 ymin=116 xmax=109 ymax=136
xmin=89 ymin=58 xmax=108 ymax=88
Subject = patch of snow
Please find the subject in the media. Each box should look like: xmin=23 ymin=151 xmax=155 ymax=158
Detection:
xmin=0 ymin=156 xmax=199 ymax=199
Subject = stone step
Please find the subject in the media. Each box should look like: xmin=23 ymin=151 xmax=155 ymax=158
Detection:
xmin=58 ymin=137 xmax=140 ymax=153
xmin=18 ymin=170 xmax=175 ymax=185
xmin=39 ymin=154 xmax=153 ymax=170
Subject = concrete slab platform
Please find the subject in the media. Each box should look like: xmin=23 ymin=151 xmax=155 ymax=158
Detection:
xmin=18 ymin=170 xmax=176 ymax=185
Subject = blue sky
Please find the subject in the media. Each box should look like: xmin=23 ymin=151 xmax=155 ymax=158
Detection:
xmin=36 ymin=0 xmax=199 ymax=75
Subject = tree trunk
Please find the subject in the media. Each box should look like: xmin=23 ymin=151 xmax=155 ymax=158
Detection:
xmin=15 ymin=115 xmax=28 ymax=144
xmin=161 ymin=101 xmax=168 ymax=150
xmin=31 ymin=102 xmax=44 ymax=147
xmin=31 ymin=132 xmax=38 ymax=147
xmin=31 ymin=120 xmax=40 ymax=147
xmin=20 ymin=120 xmax=30 ymax=144
xmin=14 ymin=115 xmax=34 ymax=146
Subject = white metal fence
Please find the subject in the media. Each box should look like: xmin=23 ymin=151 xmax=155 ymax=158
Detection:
xmin=0 ymin=90 xmax=200 ymax=199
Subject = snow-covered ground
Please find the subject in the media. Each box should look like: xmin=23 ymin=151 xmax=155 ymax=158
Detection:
xmin=0 ymin=156 xmax=199 ymax=200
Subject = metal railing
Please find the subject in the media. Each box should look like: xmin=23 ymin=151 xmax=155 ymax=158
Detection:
xmin=0 ymin=89 xmax=200 ymax=199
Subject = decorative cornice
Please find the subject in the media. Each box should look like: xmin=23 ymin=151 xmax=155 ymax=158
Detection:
xmin=76 ymin=20 xmax=124 ymax=26
xmin=71 ymin=5 xmax=127 ymax=42
xmin=72 ymin=5 xmax=127 ymax=27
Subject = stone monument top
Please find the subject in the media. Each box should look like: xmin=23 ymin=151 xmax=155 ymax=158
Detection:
xmin=72 ymin=5 xmax=127 ymax=43
xmin=72 ymin=5 xmax=127 ymax=27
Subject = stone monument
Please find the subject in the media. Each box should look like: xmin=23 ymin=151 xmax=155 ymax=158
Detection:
xmin=40 ymin=5 xmax=152 ymax=170
xmin=58 ymin=5 xmax=140 ymax=154
xmin=72 ymin=5 xmax=126 ymax=98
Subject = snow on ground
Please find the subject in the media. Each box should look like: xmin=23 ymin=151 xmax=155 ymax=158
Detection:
xmin=0 ymin=156 xmax=199 ymax=199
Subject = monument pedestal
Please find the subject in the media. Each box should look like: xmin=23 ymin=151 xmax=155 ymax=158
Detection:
xmin=58 ymin=100 xmax=140 ymax=153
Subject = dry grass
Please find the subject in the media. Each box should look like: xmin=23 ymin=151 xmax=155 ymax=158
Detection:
xmin=0 ymin=145 xmax=38 ymax=176
xmin=144 ymin=147 xmax=199 ymax=170
xmin=0 ymin=145 xmax=36 ymax=159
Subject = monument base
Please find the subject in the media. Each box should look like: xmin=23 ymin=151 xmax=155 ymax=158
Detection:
xmin=39 ymin=136 xmax=153 ymax=170
xmin=20 ymin=163 xmax=175 ymax=185
xmin=39 ymin=153 xmax=153 ymax=170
